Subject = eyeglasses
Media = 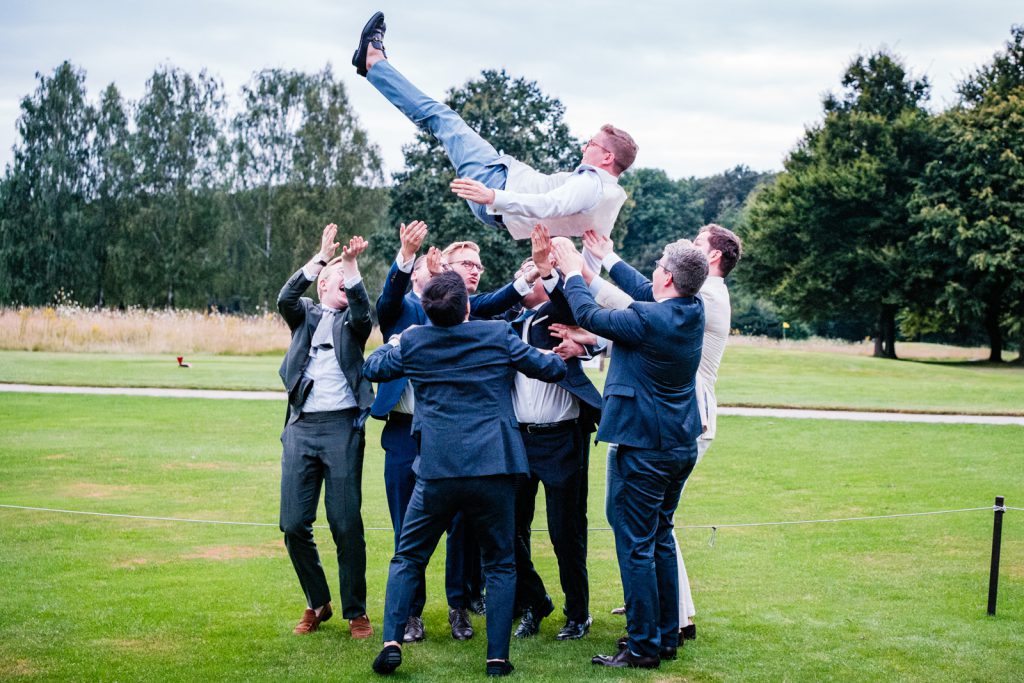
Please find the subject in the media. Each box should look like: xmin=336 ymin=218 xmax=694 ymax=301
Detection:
xmin=584 ymin=138 xmax=611 ymax=154
xmin=452 ymin=260 xmax=486 ymax=274
xmin=653 ymin=259 xmax=667 ymax=271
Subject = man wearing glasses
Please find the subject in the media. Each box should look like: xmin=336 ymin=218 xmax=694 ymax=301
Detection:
xmin=352 ymin=11 xmax=638 ymax=241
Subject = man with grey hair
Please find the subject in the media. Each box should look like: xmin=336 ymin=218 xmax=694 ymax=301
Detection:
xmin=551 ymin=236 xmax=707 ymax=669
xmin=571 ymin=225 xmax=742 ymax=643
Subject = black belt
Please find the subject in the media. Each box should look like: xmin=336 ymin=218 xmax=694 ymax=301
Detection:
xmin=298 ymin=407 xmax=358 ymax=423
xmin=518 ymin=418 xmax=578 ymax=435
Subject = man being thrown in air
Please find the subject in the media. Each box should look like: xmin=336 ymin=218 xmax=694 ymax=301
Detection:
xmin=352 ymin=11 xmax=638 ymax=240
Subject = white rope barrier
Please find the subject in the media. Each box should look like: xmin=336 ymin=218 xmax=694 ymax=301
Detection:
xmin=0 ymin=503 xmax=1000 ymax=535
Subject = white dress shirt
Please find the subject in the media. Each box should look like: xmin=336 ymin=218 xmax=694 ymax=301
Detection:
xmin=299 ymin=273 xmax=363 ymax=414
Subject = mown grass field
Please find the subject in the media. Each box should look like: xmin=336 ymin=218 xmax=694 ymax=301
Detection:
xmin=1 ymin=392 xmax=1021 ymax=681
xmin=2 ymin=346 xmax=1022 ymax=414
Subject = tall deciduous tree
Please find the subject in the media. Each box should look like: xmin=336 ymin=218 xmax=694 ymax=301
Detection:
xmin=743 ymin=51 xmax=936 ymax=357
xmin=909 ymin=26 xmax=1024 ymax=362
xmin=0 ymin=62 xmax=95 ymax=305
xmin=382 ymin=69 xmax=580 ymax=286
xmin=617 ymin=168 xmax=702 ymax=270
xmin=226 ymin=66 xmax=386 ymax=310
xmin=110 ymin=66 xmax=225 ymax=308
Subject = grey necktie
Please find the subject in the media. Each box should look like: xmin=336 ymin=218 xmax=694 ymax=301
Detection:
xmin=311 ymin=308 xmax=337 ymax=349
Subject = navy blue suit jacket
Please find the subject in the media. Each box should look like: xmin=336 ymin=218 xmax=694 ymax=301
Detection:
xmin=563 ymin=261 xmax=704 ymax=450
xmin=370 ymin=260 xmax=526 ymax=418
xmin=363 ymin=320 xmax=567 ymax=479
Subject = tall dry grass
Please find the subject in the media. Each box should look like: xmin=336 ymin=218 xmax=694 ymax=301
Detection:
xmin=0 ymin=306 xmax=293 ymax=354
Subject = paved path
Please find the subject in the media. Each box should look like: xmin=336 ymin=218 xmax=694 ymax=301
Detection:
xmin=3 ymin=383 xmax=1022 ymax=425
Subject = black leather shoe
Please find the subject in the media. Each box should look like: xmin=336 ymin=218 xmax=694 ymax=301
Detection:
xmin=555 ymin=615 xmax=593 ymax=640
xmin=352 ymin=11 xmax=386 ymax=77
xmin=403 ymin=616 xmax=425 ymax=643
xmin=514 ymin=596 xmax=554 ymax=638
xmin=485 ymin=659 xmax=514 ymax=677
xmin=616 ymin=636 xmax=678 ymax=660
xmin=449 ymin=607 xmax=474 ymax=640
xmin=372 ymin=644 xmax=402 ymax=674
xmin=681 ymin=623 xmax=697 ymax=641
xmin=592 ymin=648 xmax=660 ymax=669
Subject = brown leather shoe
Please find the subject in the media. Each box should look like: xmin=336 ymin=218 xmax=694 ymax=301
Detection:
xmin=349 ymin=613 xmax=374 ymax=639
xmin=293 ymin=603 xmax=333 ymax=634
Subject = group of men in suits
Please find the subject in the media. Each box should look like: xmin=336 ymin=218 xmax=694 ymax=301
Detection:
xmin=270 ymin=11 xmax=743 ymax=676
xmin=274 ymin=215 xmax=742 ymax=676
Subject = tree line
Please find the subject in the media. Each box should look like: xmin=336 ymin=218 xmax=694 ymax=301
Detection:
xmin=1 ymin=27 xmax=1021 ymax=360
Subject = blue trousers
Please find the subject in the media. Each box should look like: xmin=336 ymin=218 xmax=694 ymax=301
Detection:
xmin=368 ymin=60 xmax=508 ymax=227
xmin=606 ymin=442 xmax=697 ymax=658
xmin=381 ymin=414 xmax=478 ymax=613
xmin=382 ymin=475 xmax=517 ymax=660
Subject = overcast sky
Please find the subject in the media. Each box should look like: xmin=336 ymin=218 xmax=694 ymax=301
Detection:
xmin=0 ymin=1 xmax=1019 ymax=179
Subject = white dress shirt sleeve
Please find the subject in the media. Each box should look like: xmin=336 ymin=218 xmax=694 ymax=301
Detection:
xmin=488 ymin=170 xmax=602 ymax=219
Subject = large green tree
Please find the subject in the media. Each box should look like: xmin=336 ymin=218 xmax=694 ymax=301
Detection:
xmin=381 ymin=69 xmax=580 ymax=287
xmin=225 ymin=66 xmax=386 ymax=310
xmin=617 ymin=168 xmax=702 ymax=270
xmin=742 ymin=51 xmax=936 ymax=357
xmin=0 ymin=62 xmax=96 ymax=305
xmin=108 ymin=66 xmax=225 ymax=308
xmin=909 ymin=26 xmax=1024 ymax=362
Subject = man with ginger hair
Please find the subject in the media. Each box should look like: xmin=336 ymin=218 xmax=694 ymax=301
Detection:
xmin=352 ymin=11 xmax=637 ymax=240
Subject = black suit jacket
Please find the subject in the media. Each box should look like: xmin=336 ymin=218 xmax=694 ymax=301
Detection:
xmin=507 ymin=278 xmax=602 ymax=434
xmin=277 ymin=268 xmax=375 ymax=425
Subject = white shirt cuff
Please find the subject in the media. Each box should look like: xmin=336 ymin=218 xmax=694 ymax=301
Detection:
xmin=601 ymin=253 xmax=623 ymax=271
xmin=396 ymin=252 xmax=414 ymax=272
xmin=301 ymin=265 xmax=317 ymax=281
xmin=589 ymin=275 xmax=607 ymax=297
xmin=344 ymin=275 xmax=362 ymax=290
xmin=564 ymin=270 xmax=583 ymax=282
xmin=540 ymin=272 xmax=559 ymax=293
xmin=513 ymin=276 xmax=532 ymax=296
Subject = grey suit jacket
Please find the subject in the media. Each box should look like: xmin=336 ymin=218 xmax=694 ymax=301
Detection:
xmin=277 ymin=267 xmax=375 ymax=425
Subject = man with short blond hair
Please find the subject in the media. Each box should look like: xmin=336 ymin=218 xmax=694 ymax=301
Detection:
xmin=352 ymin=11 xmax=637 ymax=240
xmin=277 ymin=224 xmax=376 ymax=640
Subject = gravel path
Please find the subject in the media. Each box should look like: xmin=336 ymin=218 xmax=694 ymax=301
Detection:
xmin=3 ymin=382 xmax=1022 ymax=425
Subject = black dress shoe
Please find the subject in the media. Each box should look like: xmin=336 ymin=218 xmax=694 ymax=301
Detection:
xmin=513 ymin=596 xmax=554 ymax=638
xmin=485 ymin=659 xmax=514 ymax=677
xmin=681 ymin=623 xmax=697 ymax=640
xmin=592 ymin=648 xmax=660 ymax=669
xmin=403 ymin=616 xmax=425 ymax=643
xmin=555 ymin=615 xmax=593 ymax=640
xmin=617 ymin=636 xmax=678 ymax=660
xmin=352 ymin=11 xmax=386 ymax=77
xmin=372 ymin=644 xmax=402 ymax=674
xmin=449 ymin=607 xmax=474 ymax=640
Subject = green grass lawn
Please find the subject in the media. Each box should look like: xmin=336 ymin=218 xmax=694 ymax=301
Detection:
xmin=3 ymin=346 xmax=1023 ymax=414
xmin=1 ymin=393 xmax=1021 ymax=681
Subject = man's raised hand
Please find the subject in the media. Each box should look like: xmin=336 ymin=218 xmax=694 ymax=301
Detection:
xmin=425 ymin=246 xmax=445 ymax=276
xmin=549 ymin=323 xmax=599 ymax=347
xmin=551 ymin=239 xmax=584 ymax=275
xmin=341 ymin=235 xmax=369 ymax=264
xmin=399 ymin=220 xmax=428 ymax=262
xmin=318 ymin=223 xmax=341 ymax=262
xmin=530 ymin=224 xmax=554 ymax=279
xmin=582 ymin=229 xmax=614 ymax=260
xmin=450 ymin=178 xmax=496 ymax=205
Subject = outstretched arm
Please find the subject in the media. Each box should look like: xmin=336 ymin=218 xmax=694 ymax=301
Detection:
xmin=278 ymin=223 xmax=340 ymax=330
xmin=376 ymin=221 xmax=427 ymax=335
xmin=340 ymin=236 xmax=372 ymax=341
xmin=451 ymin=172 xmax=602 ymax=219
xmin=506 ymin=326 xmax=567 ymax=383
xmin=362 ymin=341 xmax=406 ymax=382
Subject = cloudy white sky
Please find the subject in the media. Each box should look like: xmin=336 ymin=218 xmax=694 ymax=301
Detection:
xmin=0 ymin=1 xmax=1019 ymax=179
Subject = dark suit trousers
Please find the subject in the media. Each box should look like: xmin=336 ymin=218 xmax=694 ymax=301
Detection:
xmin=380 ymin=413 xmax=426 ymax=616
xmin=280 ymin=408 xmax=367 ymax=619
xmin=607 ymin=442 xmax=696 ymax=658
xmin=383 ymin=475 xmax=517 ymax=660
xmin=514 ymin=425 xmax=590 ymax=622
